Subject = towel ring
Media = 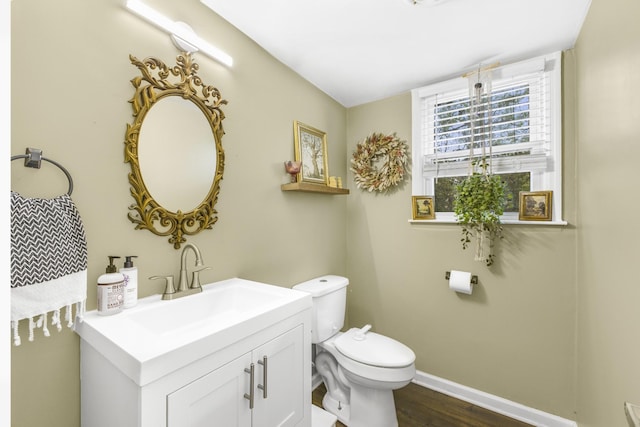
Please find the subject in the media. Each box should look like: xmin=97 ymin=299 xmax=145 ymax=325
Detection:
xmin=11 ymin=148 xmax=74 ymax=196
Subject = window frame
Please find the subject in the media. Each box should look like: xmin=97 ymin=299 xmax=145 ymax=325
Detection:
xmin=411 ymin=51 xmax=564 ymax=224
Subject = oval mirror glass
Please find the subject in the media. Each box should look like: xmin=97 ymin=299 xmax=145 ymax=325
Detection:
xmin=138 ymin=96 xmax=216 ymax=213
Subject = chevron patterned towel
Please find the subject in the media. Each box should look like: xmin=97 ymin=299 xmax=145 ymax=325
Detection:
xmin=10 ymin=191 xmax=88 ymax=346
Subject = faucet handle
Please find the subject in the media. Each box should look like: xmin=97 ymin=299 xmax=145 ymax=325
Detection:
xmin=150 ymin=275 xmax=176 ymax=300
xmin=190 ymin=267 xmax=211 ymax=290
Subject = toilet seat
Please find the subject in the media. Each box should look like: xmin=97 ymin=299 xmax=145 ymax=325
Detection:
xmin=334 ymin=328 xmax=415 ymax=368
xmin=318 ymin=331 xmax=416 ymax=386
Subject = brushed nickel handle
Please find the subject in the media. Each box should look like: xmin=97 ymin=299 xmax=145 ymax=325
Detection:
xmin=190 ymin=266 xmax=212 ymax=290
xmin=257 ymin=356 xmax=268 ymax=399
xmin=244 ymin=363 xmax=255 ymax=409
xmin=149 ymin=275 xmax=176 ymax=300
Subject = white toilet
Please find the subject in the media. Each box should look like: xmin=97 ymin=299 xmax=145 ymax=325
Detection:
xmin=294 ymin=275 xmax=416 ymax=427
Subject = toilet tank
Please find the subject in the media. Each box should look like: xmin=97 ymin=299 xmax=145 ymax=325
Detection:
xmin=293 ymin=275 xmax=349 ymax=343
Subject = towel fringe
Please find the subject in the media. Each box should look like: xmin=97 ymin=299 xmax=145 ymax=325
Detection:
xmin=41 ymin=313 xmax=50 ymax=337
xmin=52 ymin=309 xmax=62 ymax=332
xmin=11 ymin=300 xmax=86 ymax=346
xmin=76 ymin=301 xmax=85 ymax=323
xmin=12 ymin=321 xmax=20 ymax=346
xmin=65 ymin=304 xmax=73 ymax=328
xmin=28 ymin=317 xmax=35 ymax=342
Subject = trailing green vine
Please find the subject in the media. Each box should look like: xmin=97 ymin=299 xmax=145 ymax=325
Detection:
xmin=453 ymin=164 xmax=505 ymax=266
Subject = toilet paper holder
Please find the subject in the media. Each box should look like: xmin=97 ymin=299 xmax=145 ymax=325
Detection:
xmin=445 ymin=271 xmax=478 ymax=285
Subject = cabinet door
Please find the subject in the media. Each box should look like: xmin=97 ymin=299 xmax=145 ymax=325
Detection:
xmin=253 ymin=325 xmax=305 ymax=427
xmin=167 ymin=352 xmax=253 ymax=427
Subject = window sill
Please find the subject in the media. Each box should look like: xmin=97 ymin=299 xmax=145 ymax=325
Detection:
xmin=408 ymin=218 xmax=568 ymax=226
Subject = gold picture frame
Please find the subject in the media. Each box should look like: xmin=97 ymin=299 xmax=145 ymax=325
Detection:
xmin=519 ymin=191 xmax=553 ymax=221
xmin=412 ymin=196 xmax=435 ymax=220
xmin=293 ymin=121 xmax=329 ymax=185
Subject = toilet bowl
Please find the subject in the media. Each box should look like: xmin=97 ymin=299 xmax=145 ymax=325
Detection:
xmin=293 ymin=275 xmax=416 ymax=427
xmin=316 ymin=328 xmax=415 ymax=427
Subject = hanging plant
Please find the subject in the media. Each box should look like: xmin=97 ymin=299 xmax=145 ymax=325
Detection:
xmin=453 ymin=161 xmax=505 ymax=266
xmin=350 ymin=132 xmax=409 ymax=192
xmin=450 ymin=66 xmax=507 ymax=266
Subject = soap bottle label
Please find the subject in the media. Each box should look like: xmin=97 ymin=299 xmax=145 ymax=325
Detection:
xmin=120 ymin=256 xmax=138 ymax=309
xmin=122 ymin=269 xmax=138 ymax=308
xmin=97 ymin=280 xmax=125 ymax=315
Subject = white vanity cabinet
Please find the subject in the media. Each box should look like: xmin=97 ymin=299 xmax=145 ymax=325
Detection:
xmin=167 ymin=325 xmax=304 ymax=427
xmin=75 ymin=278 xmax=312 ymax=427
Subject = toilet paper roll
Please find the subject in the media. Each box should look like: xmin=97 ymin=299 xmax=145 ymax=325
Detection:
xmin=449 ymin=270 xmax=473 ymax=294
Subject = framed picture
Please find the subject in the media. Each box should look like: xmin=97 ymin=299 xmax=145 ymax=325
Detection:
xmin=519 ymin=191 xmax=553 ymax=221
xmin=293 ymin=121 xmax=329 ymax=185
xmin=412 ymin=196 xmax=435 ymax=220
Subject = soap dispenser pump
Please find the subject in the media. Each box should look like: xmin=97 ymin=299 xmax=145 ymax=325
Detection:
xmin=120 ymin=255 xmax=139 ymax=309
xmin=97 ymin=256 xmax=125 ymax=315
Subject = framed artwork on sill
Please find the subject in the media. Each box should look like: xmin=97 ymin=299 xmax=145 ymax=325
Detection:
xmin=519 ymin=191 xmax=553 ymax=221
xmin=293 ymin=120 xmax=329 ymax=185
xmin=412 ymin=196 xmax=435 ymax=220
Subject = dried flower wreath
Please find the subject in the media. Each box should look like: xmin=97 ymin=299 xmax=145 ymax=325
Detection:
xmin=350 ymin=132 xmax=409 ymax=192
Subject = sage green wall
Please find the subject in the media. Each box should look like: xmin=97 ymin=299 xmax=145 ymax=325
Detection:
xmin=344 ymin=61 xmax=578 ymax=419
xmin=11 ymin=0 xmax=639 ymax=426
xmin=10 ymin=0 xmax=347 ymax=426
xmin=574 ymin=0 xmax=640 ymax=425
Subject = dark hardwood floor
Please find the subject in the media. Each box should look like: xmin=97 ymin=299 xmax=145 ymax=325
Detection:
xmin=312 ymin=382 xmax=533 ymax=427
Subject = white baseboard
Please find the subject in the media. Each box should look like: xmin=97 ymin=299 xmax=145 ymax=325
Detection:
xmin=413 ymin=370 xmax=576 ymax=427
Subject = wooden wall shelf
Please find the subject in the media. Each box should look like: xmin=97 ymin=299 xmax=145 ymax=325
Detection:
xmin=281 ymin=182 xmax=349 ymax=195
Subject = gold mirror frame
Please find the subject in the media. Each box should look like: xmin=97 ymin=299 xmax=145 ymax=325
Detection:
xmin=124 ymin=52 xmax=227 ymax=249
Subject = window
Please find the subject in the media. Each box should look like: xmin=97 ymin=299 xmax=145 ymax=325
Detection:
xmin=411 ymin=52 xmax=562 ymax=222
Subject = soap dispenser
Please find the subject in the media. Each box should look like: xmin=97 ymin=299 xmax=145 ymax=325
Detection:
xmin=120 ymin=255 xmax=139 ymax=309
xmin=97 ymin=256 xmax=125 ymax=315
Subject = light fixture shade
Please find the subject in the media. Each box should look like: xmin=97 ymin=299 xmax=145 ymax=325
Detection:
xmin=404 ymin=0 xmax=448 ymax=5
xmin=170 ymin=22 xmax=199 ymax=53
xmin=125 ymin=0 xmax=233 ymax=67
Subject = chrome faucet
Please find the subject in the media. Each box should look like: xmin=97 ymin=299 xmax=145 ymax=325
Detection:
xmin=151 ymin=243 xmax=211 ymax=300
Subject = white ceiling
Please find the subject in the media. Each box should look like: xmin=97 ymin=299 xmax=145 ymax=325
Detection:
xmin=201 ymin=0 xmax=591 ymax=107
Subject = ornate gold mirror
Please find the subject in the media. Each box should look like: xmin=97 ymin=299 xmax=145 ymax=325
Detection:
xmin=124 ymin=52 xmax=227 ymax=249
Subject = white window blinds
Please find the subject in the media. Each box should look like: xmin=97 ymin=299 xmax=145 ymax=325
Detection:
xmin=417 ymin=58 xmax=550 ymax=179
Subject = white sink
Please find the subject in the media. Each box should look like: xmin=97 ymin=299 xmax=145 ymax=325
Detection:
xmin=128 ymin=281 xmax=291 ymax=335
xmin=75 ymin=277 xmax=311 ymax=386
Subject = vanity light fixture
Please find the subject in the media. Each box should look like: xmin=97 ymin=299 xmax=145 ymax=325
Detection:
xmin=125 ymin=0 xmax=233 ymax=67
xmin=404 ymin=0 xmax=448 ymax=5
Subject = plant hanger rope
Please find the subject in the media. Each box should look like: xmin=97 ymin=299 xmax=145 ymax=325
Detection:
xmin=350 ymin=132 xmax=409 ymax=192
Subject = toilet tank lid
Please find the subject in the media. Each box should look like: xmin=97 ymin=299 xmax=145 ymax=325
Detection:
xmin=292 ymin=275 xmax=349 ymax=297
